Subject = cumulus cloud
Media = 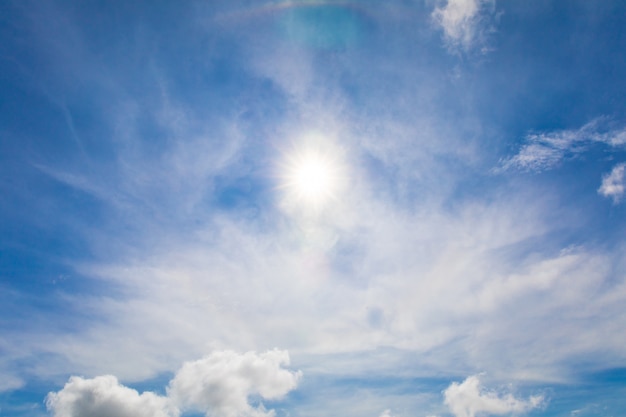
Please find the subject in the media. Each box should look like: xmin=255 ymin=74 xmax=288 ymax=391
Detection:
xmin=500 ymin=120 xmax=626 ymax=172
xmin=46 ymin=375 xmax=177 ymax=417
xmin=168 ymin=349 xmax=302 ymax=417
xmin=598 ymin=163 xmax=626 ymax=203
xmin=46 ymin=350 xmax=301 ymax=417
xmin=443 ymin=375 xmax=544 ymax=417
xmin=431 ymin=0 xmax=496 ymax=50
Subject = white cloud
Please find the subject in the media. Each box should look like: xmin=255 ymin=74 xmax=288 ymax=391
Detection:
xmin=499 ymin=142 xmax=572 ymax=172
xmin=46 ymin=375 xmax=177 ymax=417
xmin=46 ymin=350 xmax=301 ymax=417
xmin=168 ymin=350 xmax=302 ymax=417
xmin=431 ymin=0 xmax=496 ymax=50
xmin=500 ymin=120 xmax=626 ymax=172
xmin=598 ymin=163 xmax=626 ymax=203
xmin=0 ymin=373 xmax=24 ymax=392
xmin=443 ymin=375 xmax=544 ymax=417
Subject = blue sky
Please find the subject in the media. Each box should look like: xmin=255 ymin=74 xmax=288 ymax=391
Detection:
xmin=1 ymin=0 xmax=626 ymax=416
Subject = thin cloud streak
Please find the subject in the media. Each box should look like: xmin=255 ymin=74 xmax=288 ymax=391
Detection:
xmin=499 ymin=119 xmax=626 ymax=173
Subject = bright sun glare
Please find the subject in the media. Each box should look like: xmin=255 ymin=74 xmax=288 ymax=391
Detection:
xmin=293 ymin=154 xmax=333 ymax=201
xmin=281 ymin=142 xmax=343 ymax=208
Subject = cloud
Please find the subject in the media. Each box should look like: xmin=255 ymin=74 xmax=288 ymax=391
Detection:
xmin=431 ymin=0 xmax=496 ymax=51
xmin=168 ymin=349 xmax=302 ymax=417
xmin=500 ymin=120 xmax=626 ymax=172
xmin=443 ymin=375 xmax=544 ymax=417
xmin=30 ymin=183 xmax=626 ymax=385
xmin=0 ymin=373 xmax=24 ymax=392
xmin=7 ymin=4 xmax=626 ymax=413
xmin=46 ymin=350 xmax=301 ymax=417
xmin=500 ymin=120 xmax=626 ymax=203
xmin=46 ymin=375 xmax=177 ymax=417
xmin=598 ymin=163 xmax=626 ymax=203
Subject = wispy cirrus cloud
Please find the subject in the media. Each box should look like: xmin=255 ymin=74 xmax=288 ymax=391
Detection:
xmin=444 ymin=375 xmax=544 ymax=417
xmin=499 ymin=119 xmax=626 ymax=173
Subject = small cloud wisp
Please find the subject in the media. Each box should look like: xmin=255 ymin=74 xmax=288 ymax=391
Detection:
xmin=431 ymin=0 xmax=496 ymax=51
xmin=500 ymin=120 xmax=626 ymax=173
xmin=598 ymin=163 xmax=626 ymax=203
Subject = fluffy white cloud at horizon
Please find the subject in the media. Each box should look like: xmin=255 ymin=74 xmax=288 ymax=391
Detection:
xmin=46 ymin=375 xmax=177 ymax=417
xmin=444 ymin=375 xmax=544 ymax=417
xmin=46 ymin=350 xmax=301 ymax=417
xmin=1 ymin=1 xmax=626 ymax=416
xmin=45 ymin=353 xmax=539 ymax=417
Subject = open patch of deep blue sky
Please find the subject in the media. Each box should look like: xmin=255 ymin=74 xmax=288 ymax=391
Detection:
xmin=1 ymin=1 xmax=626 ymax=416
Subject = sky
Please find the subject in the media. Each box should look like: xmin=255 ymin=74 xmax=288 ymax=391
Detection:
xmin=1 ymin=0 xmax=626 ymax=416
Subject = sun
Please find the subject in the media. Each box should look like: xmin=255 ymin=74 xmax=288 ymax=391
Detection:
xmin=291 ymin=153 xmax=334 ymax=202
xmin=279 ymin=140 xmax=344 ymax=209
